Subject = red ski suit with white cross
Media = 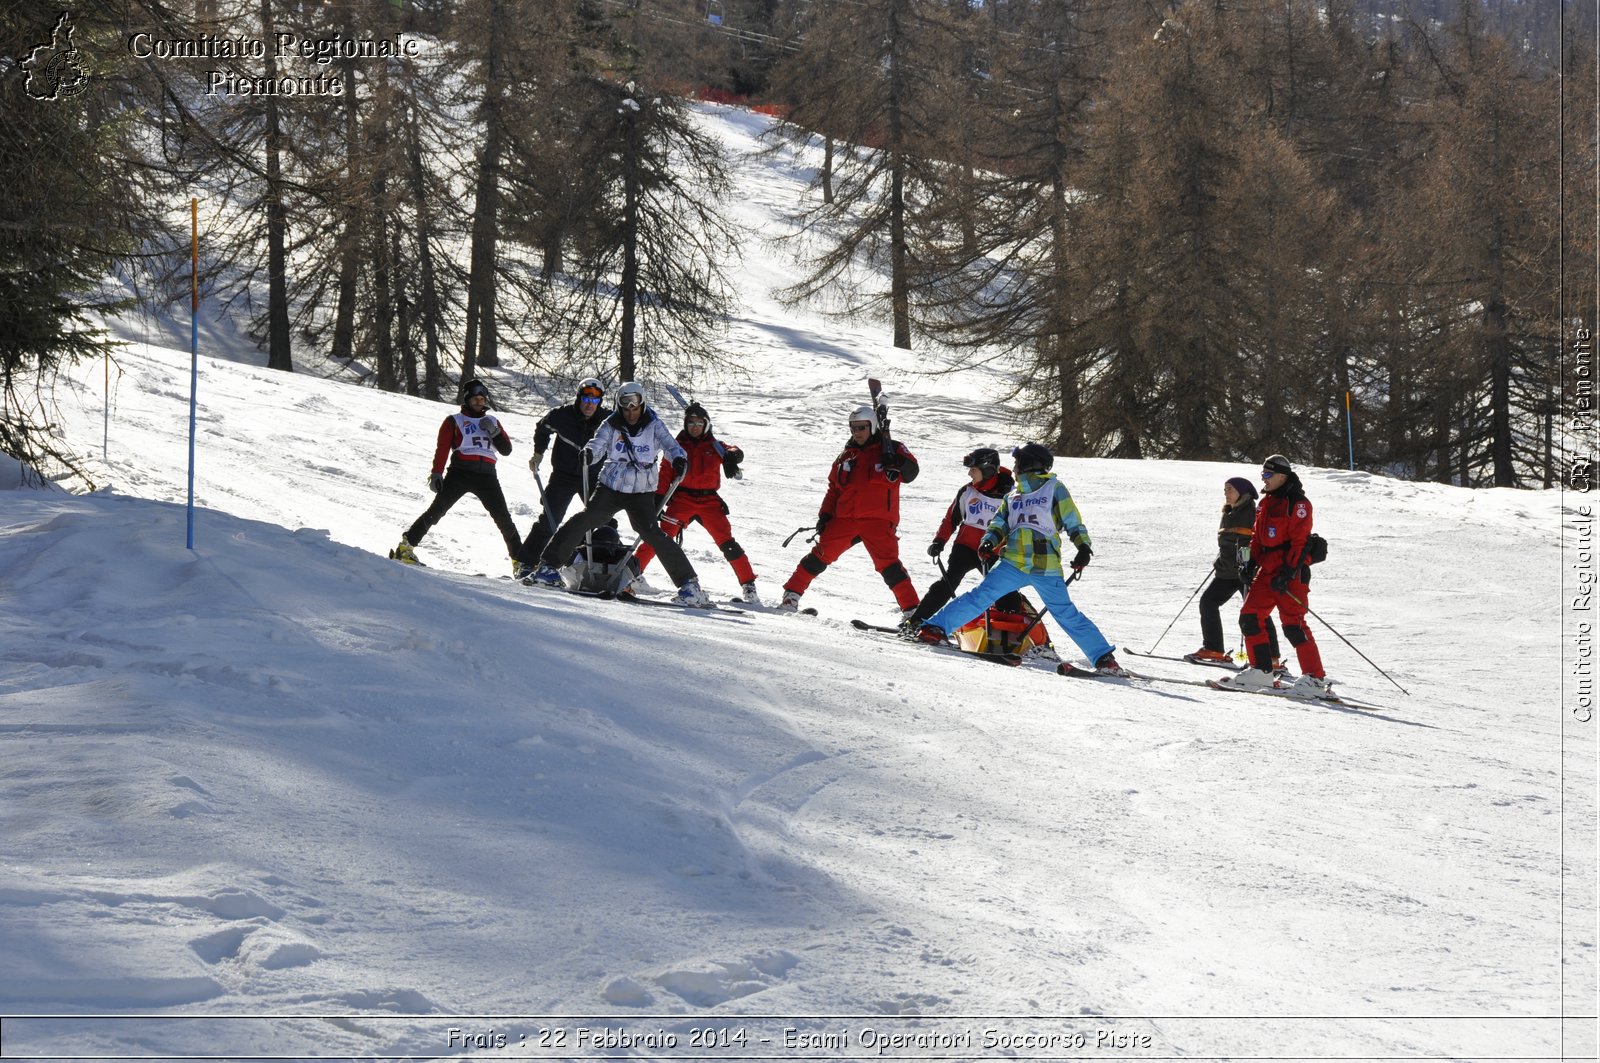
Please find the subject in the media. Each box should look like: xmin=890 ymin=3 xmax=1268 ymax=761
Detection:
xmin=1239 ymin=480 xmax=1325 ymax=678
xmin=633 ymin=431 xmax=756 ymax=585
xmin=783 ymin=433 xmax=920 ymax=610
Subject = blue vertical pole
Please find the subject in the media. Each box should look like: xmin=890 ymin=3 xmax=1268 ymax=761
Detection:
xmin=187 ymin=197 xmax=198 ymax=550
xmin=1345 ymin=391 xmax=1355 ymax=471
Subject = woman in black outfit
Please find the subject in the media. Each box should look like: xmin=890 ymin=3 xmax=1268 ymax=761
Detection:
xmin=1190 ymin=476 xmax=1281 ymax=669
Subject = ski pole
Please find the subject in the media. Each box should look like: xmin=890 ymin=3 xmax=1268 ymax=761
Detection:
xmin=1286 ymin=590 xmax=1410 ymax=695
xmin=608 ymin=473 xmax=685 ymax=596
xmin=1146 ymin=569 xmax=1212 ymax=654
xmin=531 ymin=469 xmax=560 ymax=536
xmin=783 ymin=524 xmax=819 ymax=549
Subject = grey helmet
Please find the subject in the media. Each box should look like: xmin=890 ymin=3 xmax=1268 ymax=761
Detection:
xmin=616 ymin=381 xmax=647 ymax=410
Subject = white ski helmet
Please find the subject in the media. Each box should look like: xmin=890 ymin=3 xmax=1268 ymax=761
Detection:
xmin=616 ymin=381 xmax=647 ymax=409
xmin=848 ymin=405 xmax=878 ymax=430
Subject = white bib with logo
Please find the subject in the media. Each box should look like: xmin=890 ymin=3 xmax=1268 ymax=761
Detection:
xmin=1004 ymin=480 xmax=1057 ymax=534
xmin=959 ymin=485 xmax=1004 ymax=530
xmin=609 ymin=427 xmax=659 ymax=467
xmin=453 ymin=414 xmax=498 ymax=462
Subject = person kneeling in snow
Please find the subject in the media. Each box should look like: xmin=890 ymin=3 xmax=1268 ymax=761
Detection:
xmin=527 ymin=382 xmax=710 ymax=607
xmin=392 ymin=379 xmax=522 ymax=570
xmin=631 ymin=401 xmax=759 ymax=603
xmin=914 ymin=443 xmax=1124 ymax=676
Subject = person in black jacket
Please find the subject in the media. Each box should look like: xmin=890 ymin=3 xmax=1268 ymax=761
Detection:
xmin=1190 ymin=476 xmax=1281 ymax=669
xmin=513 ymin=378 xmax=610 ymax=577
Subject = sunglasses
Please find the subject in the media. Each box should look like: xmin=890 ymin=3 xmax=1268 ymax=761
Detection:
xmin=849 ymin=422 xmax=872 ymax=431
xmin=1261 ymin=469 xmax=1283 ymax=479
xmin=579 ymin=392 xmax=602 ymax=403
xmin=686 ymin=418 xmax=707 ymax=427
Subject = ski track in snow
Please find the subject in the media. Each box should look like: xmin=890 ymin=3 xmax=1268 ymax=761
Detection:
xmin=0 ymin=103 xmax=1591 ymax=1062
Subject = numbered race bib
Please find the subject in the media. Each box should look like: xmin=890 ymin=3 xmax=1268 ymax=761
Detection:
xmin=1005 ymin=481 xmax=1057 ymax=533
xmin=960 ymin=486 xmax=1003 ymax=530
xmin=453 ymin=414 xmax=497 ymax=461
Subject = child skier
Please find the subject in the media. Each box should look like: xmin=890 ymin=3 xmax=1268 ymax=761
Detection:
xmin=632 ymin=401 xmax=759 ymax=602
xmin=903 ymin=446 xmax=1025 ymax=630
xmin=392 ymin=379 xmax=523 ymax=570
xmin=914 ymin=443 xmax=1124 ymax=675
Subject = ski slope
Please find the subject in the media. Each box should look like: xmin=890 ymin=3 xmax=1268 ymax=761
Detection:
xmin=1 ymin=103 xmax=1594 ymax=1062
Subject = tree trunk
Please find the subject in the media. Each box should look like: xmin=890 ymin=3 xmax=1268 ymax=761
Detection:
xmin=404 ymin=100 xmax=445 ymax=401
xmin=260 ymin=0 xmax=292 ymax=372
xmin=886 ymin=0 xmax=911 ymax=351
xmin=822 ymin=136 xmax=834 ymax=204
xmin=619 ymin=108 xmax=640 ymax=381
xmin=463 ymin=0 xmax=506 ymax=375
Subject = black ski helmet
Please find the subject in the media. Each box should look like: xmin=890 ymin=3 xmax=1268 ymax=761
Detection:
xmin=683 ymin=401 xmax=711 ymax=431
xmin=459 ymin=379 xmax=494 ymax=408
xmin=1011 ymin=442 xmax=1054 ymax=475
xmin=963 ymin=447 xmax=1001 ymax=477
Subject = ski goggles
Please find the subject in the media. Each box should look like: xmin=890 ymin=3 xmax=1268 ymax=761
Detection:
xmin=620 ymin=396 xmax=645 ymax=409
xmin=578 ymin=390 xmax=602 ymax=404
xmin=685 ymin=418 xmax=708 ymax=427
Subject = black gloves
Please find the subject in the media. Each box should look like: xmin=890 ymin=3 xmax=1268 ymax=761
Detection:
xmin=927 ymin=539 xmax=946 ymax=557
xmin=816 ymin=512 xmax=832 ymax=533
xmin=1070 ymin=543 xmax=1093 ymax=573
xmin=671 ymin=455 xmax=688 ymax=476
xmin=978 ymin=534 xmax=1002 ymax=560
xmin=883 ymin=450 xmax=903 ymax=483
xmin=1270 ymin=570 xmax=1290 ymax=593
xmin=428 ymin=472 xmax=444 ymax=493
xmin=1241 ymin=560 xmax=1258 ymax=588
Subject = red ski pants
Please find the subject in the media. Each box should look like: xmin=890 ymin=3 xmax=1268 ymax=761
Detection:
xmin=634 ymin=493 xmax=757 ymax=585
xmin=784 ymin=517 xmax=918 ymax=610
xmin=1239 ymin=574 xmax=1325 ymax=678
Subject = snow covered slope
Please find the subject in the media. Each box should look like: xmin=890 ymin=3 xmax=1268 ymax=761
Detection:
xmin=1 ymin=104 xmax=1593 ymax=1062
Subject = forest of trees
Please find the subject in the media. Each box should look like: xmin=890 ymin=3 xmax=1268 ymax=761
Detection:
xmin=1 ymin=0 xmax=1593 ymax=488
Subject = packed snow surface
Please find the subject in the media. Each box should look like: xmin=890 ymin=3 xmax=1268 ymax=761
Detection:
xmin=1 ymin=104 xmax=1593 ymax=1062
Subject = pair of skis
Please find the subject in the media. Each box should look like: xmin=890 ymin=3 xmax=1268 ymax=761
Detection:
xmin=851 ymin=620 xmax=1385 ymax=711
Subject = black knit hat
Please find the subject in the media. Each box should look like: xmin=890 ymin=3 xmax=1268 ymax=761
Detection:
xmin=1262 ymin=453 xmax=1293 ymax=475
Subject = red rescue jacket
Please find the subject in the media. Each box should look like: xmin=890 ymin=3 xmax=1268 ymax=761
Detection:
xmin=1253 ymin=482 xmax=1313 ymax=575
xmin=820 ymin=434 xmax=918 ymax=524
xmin=655 ymin=432 xmax=742 ymax=494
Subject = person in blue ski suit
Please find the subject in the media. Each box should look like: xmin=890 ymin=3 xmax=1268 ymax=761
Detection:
xmin=915 ymin=443 xmax=1124 ymax=675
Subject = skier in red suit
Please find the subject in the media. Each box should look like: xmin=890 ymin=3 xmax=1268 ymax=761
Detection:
xmin=633 ymin=402 xmax=760 ymax=601
xmin=780 ymin=405 xmax=920 ymax=614
xmin=1218 ymin=453 xmax=1331 ymax=698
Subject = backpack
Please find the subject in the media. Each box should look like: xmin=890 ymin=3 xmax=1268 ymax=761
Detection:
xmin=1304 ymin=533 xmax=1328 ymax=565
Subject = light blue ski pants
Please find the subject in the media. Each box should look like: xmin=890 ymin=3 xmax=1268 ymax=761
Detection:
xmin=924 ymin=559 xmax=1114 ymax=664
